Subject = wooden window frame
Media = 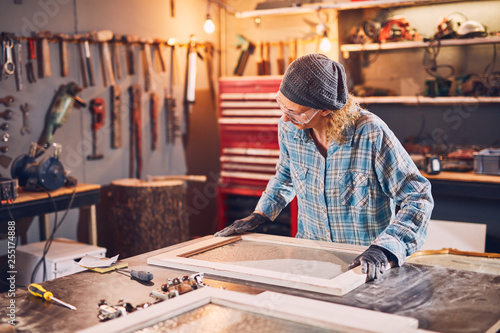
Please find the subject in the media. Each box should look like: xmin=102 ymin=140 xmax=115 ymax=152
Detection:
xmin=79 ymin=287 xmax=418 ymax=333
xmin=147 ymin=233 xmax=374 ymax=296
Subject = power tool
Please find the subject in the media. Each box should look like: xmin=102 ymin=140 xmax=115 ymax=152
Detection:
xmin=11 ymin=143 xmax=76 ymax=191
xmin=38 ymin=82 xmax=86 ymax=153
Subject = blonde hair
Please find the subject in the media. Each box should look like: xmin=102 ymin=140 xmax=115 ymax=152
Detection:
xmin=325 ymin=94 xmax=361 ymax=144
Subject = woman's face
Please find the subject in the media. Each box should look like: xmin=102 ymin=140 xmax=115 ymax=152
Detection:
xmin=278 ymin=93 xmax=330 ymax=130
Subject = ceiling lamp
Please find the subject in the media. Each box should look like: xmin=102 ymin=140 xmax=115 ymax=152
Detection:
xmin=204 ymin=0 xmax=216 ymax=34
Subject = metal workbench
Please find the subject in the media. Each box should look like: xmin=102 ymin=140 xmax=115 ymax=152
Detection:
xmin=2 ymin=237 xmax=500 ymax=333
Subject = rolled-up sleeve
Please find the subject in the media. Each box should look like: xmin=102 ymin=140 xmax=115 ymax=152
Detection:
xmin=256 ymin=121 xmax=296 ymax=220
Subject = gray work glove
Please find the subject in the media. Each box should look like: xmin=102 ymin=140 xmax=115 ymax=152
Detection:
xmin=348 ymin=245 xmax=391 ymax=281
xmin=214 ymin=213 xmax=270 ymax=237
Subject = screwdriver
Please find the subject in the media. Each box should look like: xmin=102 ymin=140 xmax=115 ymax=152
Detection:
xmin=117 ymin=269 xmax=154 ymax=282
xmin=28 ymin=283 xmax=77 ymax=311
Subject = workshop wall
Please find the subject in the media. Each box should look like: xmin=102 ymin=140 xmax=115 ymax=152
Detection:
xmin=0 ymin=0 xmax=220 ymax=244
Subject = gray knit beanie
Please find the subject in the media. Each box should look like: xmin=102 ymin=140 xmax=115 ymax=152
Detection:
xmin=279 ymin=53 xmax=348 ymax=111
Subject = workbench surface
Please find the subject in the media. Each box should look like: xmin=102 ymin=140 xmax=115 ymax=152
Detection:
xmin=2 ymin=237 xmax=500 ymax=333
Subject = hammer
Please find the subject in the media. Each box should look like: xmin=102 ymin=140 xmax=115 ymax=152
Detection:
xmin=91 ymin=30 xmax=115 ymax=86
xmin=122 ymin=34 xmax=138 ymax=75
xmin=35 ymin=30 xmax=53 ymax=78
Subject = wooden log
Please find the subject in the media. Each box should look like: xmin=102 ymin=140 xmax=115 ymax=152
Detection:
xmin=108 ymin=178 xmax=189 ymax=258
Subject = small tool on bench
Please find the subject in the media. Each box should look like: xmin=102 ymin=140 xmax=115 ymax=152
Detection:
xmin=82 ymin=260 xmax=153 ymax=283
xmin=116 ymin=269 xmax=154 ymax=283
xmin=28 ymin=283 xmax=77 ymax=310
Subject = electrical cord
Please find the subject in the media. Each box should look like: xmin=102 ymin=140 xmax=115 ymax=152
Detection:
xmin=30 ymin=185 xmax=77 ymax=284
xmin=423 ymin=38 xmax=455 ymax=79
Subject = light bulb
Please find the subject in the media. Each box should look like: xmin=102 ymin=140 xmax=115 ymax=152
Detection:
xmin=319 ymin=35 xmax=332 ymax=52
xmin=204 ymin=15 xmax=215 ymax=34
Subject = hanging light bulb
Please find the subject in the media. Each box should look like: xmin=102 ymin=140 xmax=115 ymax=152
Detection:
xmin=204 ymin=14 xmax=215 ymax=34
xmin=319 ymin=32 xmax=332 ymax=52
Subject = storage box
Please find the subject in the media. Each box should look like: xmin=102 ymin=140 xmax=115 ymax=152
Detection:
xmin=16 ymin=238 xmax=106 ymax=286
xmin=473 ymin=149 xmax=500 ymax=175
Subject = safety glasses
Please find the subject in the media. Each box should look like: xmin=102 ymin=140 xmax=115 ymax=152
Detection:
xmin=275 ymin=91 xmax=321 ymax=124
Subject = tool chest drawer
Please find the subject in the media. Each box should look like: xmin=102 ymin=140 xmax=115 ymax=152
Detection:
xmin=217 ymin=76 xmax=297 ymax=236
xmin=219 ymin=76 xmax=282 ymax=187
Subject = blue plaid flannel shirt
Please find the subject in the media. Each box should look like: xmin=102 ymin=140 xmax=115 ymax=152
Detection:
xmin=256 ymin=109 xmax=434 ymax=266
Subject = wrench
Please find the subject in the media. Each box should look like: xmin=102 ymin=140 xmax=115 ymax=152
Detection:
xmin=20 ymin=103 xmax=30 ymax=135
xmin=0 ymin=110 xmax=13 ymax=120
xmin=3 ymin=39 xmax=15 ymax=75
xmin=0 ymin=95 xmax=14 ymax=107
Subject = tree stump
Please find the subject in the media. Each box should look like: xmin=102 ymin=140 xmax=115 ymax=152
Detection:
xmin=108 ymin=178 xmax=189 ymax=258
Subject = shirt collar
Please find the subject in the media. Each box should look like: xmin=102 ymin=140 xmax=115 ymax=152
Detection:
xmin=293 ymin=123 xmax=355 ymax=146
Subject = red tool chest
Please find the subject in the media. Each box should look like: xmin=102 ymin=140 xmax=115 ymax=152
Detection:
xmin=217 ymin=76 xmax=298 ymax=236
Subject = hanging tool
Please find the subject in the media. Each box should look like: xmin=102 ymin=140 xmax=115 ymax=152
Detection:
xmin=87 ymin=98 xmax=105 ymax=161
xmin=35 ymin=30 xmax=52 ymax=78
xmin=150 ymin=92 xmax=159 ymax=151
xmin=129 ymin=84 xmax=142 ymax=179
xmin=92 ymin=30 xmax=115 ymax=87
xmin=76 ymin=34 xmax=89 ymax=88
xmin=170 ymin=0 xmax=175 ymax=17
xmin=0 ymin=95 xmax=14 ymax=107
xmin=111 ymin=34 xmax=123 ymax=80
xmin=141 ymin=38 xmax=154 ymax=92
xmin=288 ymin=38 xmax=297 ymax=65
xmin=26 ymin=37 xmax=37 ymax=83
xmin=116 ymin=269 xmax=154 ymax=282
xmin=153 ymin=39 xmax=167 ymax=73
xmin=13 ymin=39 xmax=23 ymax=91
xmin=111 ymin=85 xmax=122 ymax=149
xmin=165 ymin=43 xmax=179 ymax=145
xmin=123 ymin=35 xmax=138 ymax=75
xmin=28 ymin=283 xmax=76 ymax=311
xmin=0 ymin=123 xmax=9 ymax=131
xmin=0 ymin=110 xmax=13 ymax=120
xmin=204 ymin=42 xmax=216 ymax=109
xmin=233 ymin=34 xmax=255 ymax=76
xmin=182 ymin=35 xmax=198 ymax=150
xmin=277 ymin=41 xmax=285 ymax=75
xmin=2 ymin=34 xmax=15 ymax=78
xmin=82 ymin=38 xmax=95 ymax=86
xmin=263 ymin=42 xmax=271 ymax=75
xmin=20 ymin=103 xmax=30 ymax=136
xmin=255 ymin=41 xmax=264 ymax=75
xmin=54 ymin=33 xmax=70 ymax=77
xmin=38 ymin=82 xmax=86 ymax=150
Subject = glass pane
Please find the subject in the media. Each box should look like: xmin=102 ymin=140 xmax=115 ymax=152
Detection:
xmin=134 ymin=303 xmax=339 ymax=333
xmin=187 ymin=239 xmax=358 ymax=279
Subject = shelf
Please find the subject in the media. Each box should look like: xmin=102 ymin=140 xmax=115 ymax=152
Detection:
xmin=341 ymin=36 xmax=500 ymax=57
xmin=235 ymin=0 xmax=486 ymax=19
xmin=356 ymin=96 xmax=500 ymax=105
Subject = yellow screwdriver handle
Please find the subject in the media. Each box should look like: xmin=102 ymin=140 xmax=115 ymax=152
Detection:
xmin=28 ymin=283 xmax=53 ymax=301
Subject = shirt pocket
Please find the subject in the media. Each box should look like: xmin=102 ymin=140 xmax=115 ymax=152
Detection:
xmin=339 ymin=172 xmax=369 ymax=207
xmin=291 ymin=163 xmax=308 ymax=199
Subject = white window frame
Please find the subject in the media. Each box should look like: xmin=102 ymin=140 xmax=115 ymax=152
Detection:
xmin=78 ymin=287 xmax=419 ymax=333
xmin=147 ymin=233 xmax=375 ymax=296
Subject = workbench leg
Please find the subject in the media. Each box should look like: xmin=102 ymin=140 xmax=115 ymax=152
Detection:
xmin=89 ymin=204 xmax=97 ymax=245
xmin=38 ymin=214 xmax=51 ymax=241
